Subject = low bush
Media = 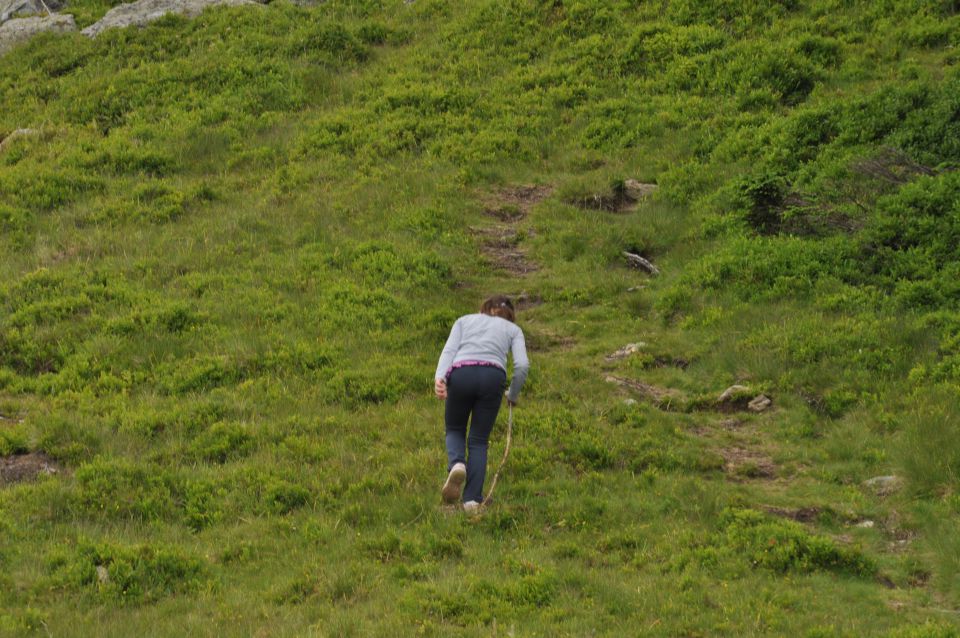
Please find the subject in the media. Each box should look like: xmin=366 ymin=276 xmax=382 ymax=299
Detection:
xmin=718 ymin=509 xmax=874 ymax=576
xmin=47 ymin=540 xmax=208 ymax=603
xmin=74 ymin=458 xmax=179 ymax=522
xmin=188 ymin=421 xmax=254 ymax=463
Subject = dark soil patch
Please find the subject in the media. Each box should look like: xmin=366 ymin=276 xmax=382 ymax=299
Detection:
xmin=653 ymin=356 xmax=689 ymax=370
xmin=566 ymin=181 xmax=657 ymax=213
xmin=484 ymin=205 xmax=525 ymax=222
xmin=876 ymin=574 xmax=898 ymax=589
xmin=720 ymin=447 xmax=776 ymax=480
xmin=568 ymin=190 xmax=636 ymax=213
xmin=713 ymin=396 xmax=753 ymax=413
xmin=484 ymin=184 xmax=553 ymax=217
xmin=512 ymin=293 xmax=543 ymax=311
xmin=1 ymin=452 xmax=61 ymax=485
xmin=475 ymin=185 xmax=551 ymax=276
xmin=719 ymin=418 xmax=744 ymax=430
xmin=762 ymin=505 xmax=824 ymax=523
xmin=470 ymin=224 xmax=536 ymax=275
xmin=906 ymin=570 xmax=930 ymax=588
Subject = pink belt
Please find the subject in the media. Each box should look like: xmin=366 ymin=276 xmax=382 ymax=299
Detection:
xmin=445 ymin=360 xmax=505 ymax=381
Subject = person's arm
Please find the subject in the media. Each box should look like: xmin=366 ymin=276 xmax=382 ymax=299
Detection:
xmin=434 ymin=319 xmax=463 ymax=398
xmin=505 ymin=327 xmax=529 ymax=404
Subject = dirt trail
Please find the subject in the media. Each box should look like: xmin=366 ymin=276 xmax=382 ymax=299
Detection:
xmin=474 ymin=185 xmax=552 ymax=275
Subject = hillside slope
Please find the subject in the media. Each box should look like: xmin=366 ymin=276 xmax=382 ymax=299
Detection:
xmin=1 ymin=1 xmax=959 ymax=635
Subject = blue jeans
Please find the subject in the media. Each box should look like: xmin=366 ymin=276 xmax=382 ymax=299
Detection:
xmin=445 ymin=365 xmax=506 ymax=503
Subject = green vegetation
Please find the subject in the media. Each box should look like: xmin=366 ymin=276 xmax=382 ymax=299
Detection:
xmin=1 ymin=0 xmax=959 ymax=634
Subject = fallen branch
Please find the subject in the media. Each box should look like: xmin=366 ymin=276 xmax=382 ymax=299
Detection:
xmin=623 ymin=251 xmax=659 ymax=275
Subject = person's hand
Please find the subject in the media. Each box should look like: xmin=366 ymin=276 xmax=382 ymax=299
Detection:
xmin=435 ymin=378 xmax=447 ymax=399
xmin=504 ymin=391 xmax=516 ymax=407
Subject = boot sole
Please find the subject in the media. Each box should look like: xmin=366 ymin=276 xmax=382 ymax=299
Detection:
xmin=441 ymin=465 xmax=466 ymax=503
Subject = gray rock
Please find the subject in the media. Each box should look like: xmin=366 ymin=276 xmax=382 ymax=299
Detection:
xmin=1 ymin=0 xmax=64 ymax=24
xmin=81 ymin=0 xmax=259 ymax=37
xmin=623 ymin=179 xmax=658 ymax=200
xmin=0 ymin=127 xmax=38 ymax=150
xmin=863 ymin=475 xmax=903 ymax=496
xmin=718 ymin=384 xmax=751 ymax=403
xmin=96 ymin=565 xmax=110 ymax=584
xmin=605 ymin=342 xmax=646 ymax=361
xmin=748 ymin=394 xmax=772 ymax=412
xmin=0 ymin=13 xmax=73 ymax=54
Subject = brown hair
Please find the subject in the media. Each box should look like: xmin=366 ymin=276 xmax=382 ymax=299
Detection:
xmin=480 ymin=295 xmax=515 ymax=322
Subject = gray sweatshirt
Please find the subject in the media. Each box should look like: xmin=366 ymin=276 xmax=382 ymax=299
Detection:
xmin=435 ymin=313 xmax=530 ymax=403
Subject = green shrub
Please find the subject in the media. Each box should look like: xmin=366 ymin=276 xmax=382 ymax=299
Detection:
xmin=0 ymin=425 xmax=28 ymax=456
xmin=560 ymin=430 xmax=617 ymax=471
xmin=719 ymin=508 xmax=875 ymax=576
xmin=323 ymin=367 xmax=412 ymax=407
xmin=159 ymin=355 xmax=244 ymax=394
xmin=36 ymin=415 xmax=100 ymax=463
xmin=74 ymin=458 xmax=179 ymax=522
xmin=262 ymin=479 xmax=310 ymax=515
xmin=188 ymin=421 xmax=254 ymax=463
xmin=47 ymin=540 xmax=208 ymax=603
xmin=0 ymin=326 xmax=64 ymax=374
xmin=182 ymin=479 xmax=224 ymax=532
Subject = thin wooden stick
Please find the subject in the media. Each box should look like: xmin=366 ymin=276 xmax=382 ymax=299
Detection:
xmin=481 ymin=403 xmax=513 ymax=509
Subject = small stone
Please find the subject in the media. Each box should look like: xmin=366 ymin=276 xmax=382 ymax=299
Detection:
xmin=748 ymin=394 xmax=772 ymax=412
xmin=96 ymin=565 xmax=110 ymax=584
xmin=856 ymin=520 xmax=875 ymax=528
xmin=863 ymin=475 xmax=903 ymax=496
xmin=623 ymin=399 xmax=637 ymax=406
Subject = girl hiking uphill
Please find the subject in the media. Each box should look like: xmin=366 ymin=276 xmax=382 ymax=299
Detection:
xmin=434 ymin=295 xmax=530 ymax=513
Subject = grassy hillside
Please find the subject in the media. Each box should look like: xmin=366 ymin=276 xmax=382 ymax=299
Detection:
xmin=1 ymin=0 xmax=959 ymax=635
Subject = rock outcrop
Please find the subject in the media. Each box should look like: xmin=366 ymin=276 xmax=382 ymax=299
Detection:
xmin=1 ymin=0 xmax=64 ymax=24
xmin=81 ymin=0 xmax=259 ymax=37
xmin=0 ymin=128 xmax=39 ymax=150
xmin=0 ymin=12 xmax=73 ymax=54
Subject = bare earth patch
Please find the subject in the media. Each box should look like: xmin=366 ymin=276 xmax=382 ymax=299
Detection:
xmin=469 ymin=225 xmax=538 ymax=275
xmin=566 ymin=180 xmax=657 ymax=213
xmin=475 ymin=184 xmax=552 ymax=275
xmin=482 ymin=184 xmax=553 ymax=218
xmin=761 ymin=505 xmax=824 ymax=523
xmin=512 ymin=293 xmax=543 ymax=311
xmin=720 ymin=446 xmax=777 ymax=480
xmin=0 ymin=452 xmax=60 ymax=485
